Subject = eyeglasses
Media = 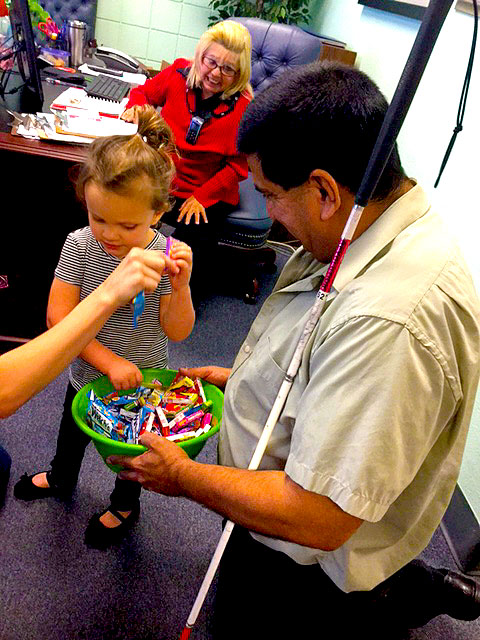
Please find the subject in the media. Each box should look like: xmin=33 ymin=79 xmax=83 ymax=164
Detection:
xmin=202 ymin=55 xmax=238 ymax=77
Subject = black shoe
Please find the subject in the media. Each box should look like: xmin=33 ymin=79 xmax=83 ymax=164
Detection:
xmin=13 ymin=471 xmax=72 ymax=501
xmin=442 ymin=570 xmax=480 ymax=621
xmin=84 ymin=503 xmax=140 ymax=550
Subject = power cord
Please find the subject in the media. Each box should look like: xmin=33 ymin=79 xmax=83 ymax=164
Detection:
xmin=434 ymin=0 xmax=478 ymax=187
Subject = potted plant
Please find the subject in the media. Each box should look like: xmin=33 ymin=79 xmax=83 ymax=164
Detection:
xmin=208 ymin=0 xmax=311 ymax=26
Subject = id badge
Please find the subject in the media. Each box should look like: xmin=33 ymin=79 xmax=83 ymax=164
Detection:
xmin=186 ymin=115 xmax=205 ymax=145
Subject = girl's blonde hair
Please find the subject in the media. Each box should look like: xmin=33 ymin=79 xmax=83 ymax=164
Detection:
xmin=76 ymin=106 xmax=176 ymax=213
xmin=187 ymin=20 xmax=253 ymax=99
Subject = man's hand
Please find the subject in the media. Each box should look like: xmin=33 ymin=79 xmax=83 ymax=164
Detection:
xmin=177 ymin=196 xmax=208 ymax=225
xmin=179 ymin=366 xmax=231 ymax=389
xmin=108 ymin=432 xmax=191 ymax=496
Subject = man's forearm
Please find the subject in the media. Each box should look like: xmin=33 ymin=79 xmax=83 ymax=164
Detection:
xmin=175 ymin=459 xmax=362 ymax=551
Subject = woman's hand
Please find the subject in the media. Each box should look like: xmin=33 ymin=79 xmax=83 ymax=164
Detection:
xmin=120 ymin=105 xmax=143 ymax=123
xmin=100 ymin=247 xmax=167 ymax=307
xmin=178 ymin=366 xmax=231 ymax=389
xmin=177 ymin=196 xmax=208 ymax=225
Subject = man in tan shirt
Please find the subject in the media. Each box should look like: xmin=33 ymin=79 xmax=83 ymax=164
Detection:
xmin=111 ymin=62 xmax=480 ymax=639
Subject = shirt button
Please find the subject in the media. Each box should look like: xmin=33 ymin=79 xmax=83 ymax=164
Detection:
xmin=244 ymin=345 xmax=251 ymax=353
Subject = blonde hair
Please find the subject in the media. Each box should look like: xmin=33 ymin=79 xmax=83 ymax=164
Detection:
xmin=187 ymin=20 xmax=253 ymax=99
xmin=76 ymin=105 xmax=176 ymax=212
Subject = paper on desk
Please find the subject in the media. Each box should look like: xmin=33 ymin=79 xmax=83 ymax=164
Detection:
xmin=15 ymin=112 xmax=137 ymax=143
xmin=57 ymin=109 xmax=138 ymax=139
xmin=78 ymin=63 xmax=147 ymax=86
xmin=50 ymin=87 xmax=129 ymax=118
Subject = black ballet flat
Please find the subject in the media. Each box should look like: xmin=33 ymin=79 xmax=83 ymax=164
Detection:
xmin=84 ymin=502 xmax=140 ymax=550
xmin=13 ymin=471 xmax=66 ymax=501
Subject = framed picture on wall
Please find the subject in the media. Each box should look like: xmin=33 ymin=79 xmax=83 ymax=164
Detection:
xmin=455 ymin=0 xmax=477 ymax=16
xmin=358 ymin=0 xmax=428 ymax=20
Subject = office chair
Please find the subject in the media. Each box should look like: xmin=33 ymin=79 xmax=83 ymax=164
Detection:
xmin=218 ymin=17 xmax=328 ymax=302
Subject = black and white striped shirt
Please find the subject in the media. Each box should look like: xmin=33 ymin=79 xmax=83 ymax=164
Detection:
xmin=55 ymin=226 xmax=172 ymax=391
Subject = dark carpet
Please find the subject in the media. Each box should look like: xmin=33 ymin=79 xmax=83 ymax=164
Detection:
xmin=0 ymin=246 xmax=479 ymax=640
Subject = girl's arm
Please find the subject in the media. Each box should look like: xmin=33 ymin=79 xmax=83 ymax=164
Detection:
xmin=47 ymin=279 xmax=142 ymax=391
xmin=159 ymin=241 xmax=195 ymax=342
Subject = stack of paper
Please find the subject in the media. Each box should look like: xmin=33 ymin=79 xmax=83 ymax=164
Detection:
xmin=14 ymin=112 xmax=137 ymax=143
xmin=55 ymin=109 xmax=138 ymax=139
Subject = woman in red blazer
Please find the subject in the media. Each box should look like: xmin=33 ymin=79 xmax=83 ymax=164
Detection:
xmin=122 ymin=20 xmax=253 ymax=288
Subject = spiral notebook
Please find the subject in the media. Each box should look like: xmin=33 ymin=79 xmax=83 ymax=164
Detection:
xmin=50 ymin=87 xmax=129 ymax=118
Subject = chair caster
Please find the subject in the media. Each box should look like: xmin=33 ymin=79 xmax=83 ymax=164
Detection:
xmin=244 ymin=291 xmax=258 ymax=304
xmin=243 ymin=278 xmax=259 ymax=304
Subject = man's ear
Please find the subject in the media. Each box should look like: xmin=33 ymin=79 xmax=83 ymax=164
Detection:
xmin=309 ymin=170 xmax=341 ymax=221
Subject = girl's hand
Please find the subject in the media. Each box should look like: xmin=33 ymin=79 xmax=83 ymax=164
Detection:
xmin=177 ymin=196 xmax=208 ymax=225
xmin=167 ymin=240 xmax=193 ymax=291
xmin=106 ymin=356 xmax=143 ymax=391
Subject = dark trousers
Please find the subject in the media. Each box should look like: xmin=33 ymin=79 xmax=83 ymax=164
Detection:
xmin=49 ymin=383 xmax=141 ymax=511
xmin=161 ymin=198 xmax=234 ymax=295
xmin=0 ymin=444 xmax=11 ymax=508
xmin=161 ymin=197 xmax=234 ymax=249
xmin=212 ymin=525 xmax=447 ymax=640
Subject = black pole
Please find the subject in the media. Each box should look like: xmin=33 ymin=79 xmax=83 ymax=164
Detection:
xmin=355 ymin=0 xmax=454 ymax=207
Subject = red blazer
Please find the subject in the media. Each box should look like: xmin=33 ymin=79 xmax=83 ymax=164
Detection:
xmin=126 ymin=59 xmax=252 ymax=208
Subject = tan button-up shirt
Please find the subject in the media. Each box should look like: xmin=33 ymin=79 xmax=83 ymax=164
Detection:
xmin=219 ymin=184 xmax=480 ymax=591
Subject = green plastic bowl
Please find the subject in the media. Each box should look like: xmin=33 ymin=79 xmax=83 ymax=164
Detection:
xmin=71 ymin=368 xmax=223 ymax=472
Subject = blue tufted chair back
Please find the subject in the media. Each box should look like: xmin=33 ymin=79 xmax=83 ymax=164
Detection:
xmin=230 ymin=17 xmax=324 ymax=95
xmin=217 ymin=18 xmax=325 ymax=252
xmin=215 ymin=18 xmax=332 ymax=301
xmin=39 ymin=0 xmax=97 ymax=39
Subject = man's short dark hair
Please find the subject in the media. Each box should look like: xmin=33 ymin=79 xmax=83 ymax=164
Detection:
xmin=238 ymin=62 xmax=406 ymax=201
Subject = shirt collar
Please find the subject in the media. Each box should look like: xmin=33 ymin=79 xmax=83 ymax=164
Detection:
xmin=276 ymin=183 xmax=430 ymax=295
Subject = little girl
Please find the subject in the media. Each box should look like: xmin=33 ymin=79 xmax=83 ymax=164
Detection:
xmin=14 ymin=106 xmax=195 ymax=549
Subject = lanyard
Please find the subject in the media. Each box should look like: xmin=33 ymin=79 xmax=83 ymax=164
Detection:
xmin=185 ymin=86 xmax=238 ymax=145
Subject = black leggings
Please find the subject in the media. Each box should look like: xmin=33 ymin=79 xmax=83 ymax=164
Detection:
xmin=161 ymin=198 xmax=234 ymax=289
xmin=49 ymin=383 xmax=141 ymax=511
xmin=0 ymin=444 xmax=11 ymax=507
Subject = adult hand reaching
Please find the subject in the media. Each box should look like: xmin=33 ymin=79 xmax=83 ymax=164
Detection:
xmin=100 ymin=246 xmax=167 ymax=307
xmin=177 ymin=196 xmax=208 ymax=225
xmin=178 ymin=366 xmax=231 ymax=390
xmin=0 ymin=248 xmax=168 ymax=418
xmin=120 ymin=105 xmax=143 ymax=123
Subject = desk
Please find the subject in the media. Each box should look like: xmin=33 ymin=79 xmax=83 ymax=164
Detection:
xmin=0 ymin=75 xmax=88 ymax=351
